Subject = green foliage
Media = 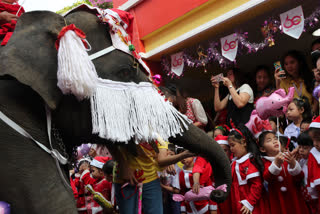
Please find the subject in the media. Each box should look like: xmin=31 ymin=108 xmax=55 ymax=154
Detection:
xmin=56 ymin=0 xmax=112 ymax=15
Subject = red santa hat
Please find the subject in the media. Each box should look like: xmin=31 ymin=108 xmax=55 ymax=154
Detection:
xmin=310 ymin=116 xmax=320 ymax=129
xmin=214 ymin=135 xmax=229 ymax=146
xmin=78 ymin=157 xmax=91 ymax=167
xmin=90 ymin=156 xmax=111 ymax=169
xmin=106 ymin=9 xmax=134 ymax=40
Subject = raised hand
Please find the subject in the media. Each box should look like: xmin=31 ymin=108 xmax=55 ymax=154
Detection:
xmin=210 ymin=76 xmax=220 ymax=88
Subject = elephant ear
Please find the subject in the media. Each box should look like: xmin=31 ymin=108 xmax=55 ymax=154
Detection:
xmin=0 ymin=11 xmax=65 ymax=109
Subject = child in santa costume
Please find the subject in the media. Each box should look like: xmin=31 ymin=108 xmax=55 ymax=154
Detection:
xmin=174 ymin=155 xmax=216 ymax=214
xmin=190 ymin=135 xmax=230 ymax=214
xmin=192 ymin=156 xmax=217 ymax=214
xmin=213 ymin=135 xmax=232 ymax=214
xmin=85 ymin=156 xmax=112 ymax=214
xmin=297 ymin=132 xmax=317 ymax=213
xmin=258 ymin=131 xmax=309 ymax=214
xmin=0 ymin=0 xmax=24 ymax=46
xmin=307 ymin=116 xmax=320 ymax=213
xmin=224 ymin=124 xmax=268 ymax=214
xmin=215 ymin=135 xmax=231 ymax=161
xmin=74 ymin=157 xmax=92 ymax=214
xmin=102 ymin=159 xmax=117 ymax=211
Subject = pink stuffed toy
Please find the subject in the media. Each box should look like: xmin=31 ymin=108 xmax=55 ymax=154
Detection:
xmin=172 ymin=185 xmax=227 ymax=202
xmin=255 ymin=87 xmax=295 ymax=120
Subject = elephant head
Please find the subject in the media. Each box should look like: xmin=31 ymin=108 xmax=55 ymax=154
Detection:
xmin=0 ymin=8 xmax=231 ymax=203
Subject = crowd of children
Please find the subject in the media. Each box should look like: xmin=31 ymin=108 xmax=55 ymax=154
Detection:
xmin=69 ymin=49 xmax=320 ymax=214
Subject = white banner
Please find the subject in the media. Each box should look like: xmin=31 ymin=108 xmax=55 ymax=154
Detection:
xmin=280 ymin=6 xmax=304 ymax=39
xmin=221 ymin=34 xmax=238 ymax=61
xmin=171 ymin=52 xmax=184 ymax=76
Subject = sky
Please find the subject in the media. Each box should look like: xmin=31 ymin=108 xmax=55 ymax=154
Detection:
xmin=23 ymin=0 xmax=78 ymax=12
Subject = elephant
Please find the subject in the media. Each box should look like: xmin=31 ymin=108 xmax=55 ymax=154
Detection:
xmin=0 ymin=8 xmax=231 ymax=214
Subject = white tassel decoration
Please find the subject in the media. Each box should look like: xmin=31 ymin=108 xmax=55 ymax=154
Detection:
xmin=57 ymin=30 xmax=98 ymax=100
xmin=90 ymin=78 xmax=191 ymax=143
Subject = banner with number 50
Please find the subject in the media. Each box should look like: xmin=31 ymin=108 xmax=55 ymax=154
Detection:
xmin=171 ymin=52 xmax=184 ymax=76
xmin=280 ymin=6 xmax=304 ymax=39
xmin=221 ymin=34 xmax=238 ymax=61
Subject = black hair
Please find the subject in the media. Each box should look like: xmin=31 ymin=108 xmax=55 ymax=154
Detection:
xmin=279 ymin=136 xmax=295 ymax=152
xmin=227 ymin=67 xmax=246 ymax=88
xmin=228 ymin=124 xmax=264 ymax=176
xmin=268 ymin=116 xmax=288 ymax=131
xmin=301 ymin=118 xmax=312 ymax=126
xmin=253 ymin=65 xmax=273 ymax=92
xmin=280 ymin=50 xmax=314 ymax=93
xmin=102 ymin=160 xmax=114 ymax=175
xmin=168 ymin=143 xmax=176 ymax=153
xmin=78 ymin=159 xmax=90 ymax=168
xmin=291 ymin=96 xmax=312 ymax=121
xmin=176 ymin=147 xmax=185 ymax=154
xmin=309 ymin=127 xmax=320 ymax=140
xmin=311 ymin=38 xmax=320 ymax=51
xmin=297 ymin=132 xmax=313 ymax=147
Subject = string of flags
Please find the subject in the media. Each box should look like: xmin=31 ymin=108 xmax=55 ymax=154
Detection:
xmin=162 ymin=5 xmax=320 ymax=78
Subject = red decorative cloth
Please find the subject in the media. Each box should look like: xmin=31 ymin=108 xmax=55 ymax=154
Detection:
xmin=185 ymin=98 xmax=196 ymax=123
xmin=0 ymin=2 xmax=24 ymax=46
xmin=55 ymin=24 xmax=88 ymax=50
xmin=307 ymin=148 xmax=320 ymax=213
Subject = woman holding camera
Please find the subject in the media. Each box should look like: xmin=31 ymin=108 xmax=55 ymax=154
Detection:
xmin=274 ymin=50 xmax=313 ymax=103
xmin=211 ymin=67 xmax=254 ymax=126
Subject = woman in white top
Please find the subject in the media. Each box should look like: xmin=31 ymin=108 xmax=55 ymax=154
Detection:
xmin=211 ymin=68 xmax=254 ymax=126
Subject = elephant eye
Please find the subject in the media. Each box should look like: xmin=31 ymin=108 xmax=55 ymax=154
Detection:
xmin=272 ymin=101 xmax=274 ymax=104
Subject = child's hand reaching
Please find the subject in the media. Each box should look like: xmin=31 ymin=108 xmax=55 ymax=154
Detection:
xmin=240 ymin=204 xmax=252 ymax=214
xmin=274 ymin=152 xmax=284 ymax=168
xmin=284 ymin=150 xmax=297 ymax=169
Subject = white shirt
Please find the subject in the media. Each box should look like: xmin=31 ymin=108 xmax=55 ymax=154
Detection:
xmin=228 ymin=84 xmax=254 ymax=104
xmin=191 ymin=99 xmax=208 ymax=125
xmin=284 ymin=123 xmax=300 ymax=147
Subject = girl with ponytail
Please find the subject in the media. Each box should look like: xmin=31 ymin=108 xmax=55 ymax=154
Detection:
xmin=223 ymin=124 xmax=268 ymax=214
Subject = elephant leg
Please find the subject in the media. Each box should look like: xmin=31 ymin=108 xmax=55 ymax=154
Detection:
xmin=0 ymin=121 xmax=77 ymax=214
xmin=169 ymin=124 xmax=231 ymax=203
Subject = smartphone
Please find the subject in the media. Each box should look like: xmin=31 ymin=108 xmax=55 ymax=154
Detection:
xmin=213 ymin=73 xmax=224 ymax=82
xmin=274 ymin=61 xmax=285 ymax=78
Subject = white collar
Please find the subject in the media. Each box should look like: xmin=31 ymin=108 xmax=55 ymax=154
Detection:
xmin=262 ymin=156 xmax=275 ymax=162
xmin=236 ymin=153 xmax=251 ymax=164
xmin=311 ymin=147 xmax=320 ymax=164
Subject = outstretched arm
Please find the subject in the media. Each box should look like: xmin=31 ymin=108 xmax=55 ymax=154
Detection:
xmin=157 ymin=148 xmax=194 ymax=167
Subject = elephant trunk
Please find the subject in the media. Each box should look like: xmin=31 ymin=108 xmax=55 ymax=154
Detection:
xmin=169 ymin=124 xmax=231 ymax=203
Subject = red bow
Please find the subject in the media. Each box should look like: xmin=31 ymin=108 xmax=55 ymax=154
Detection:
xmin=55 ymin=24 xmax=88 ymax=50
xmin=230 ymin=119 xmax=246 ymax=140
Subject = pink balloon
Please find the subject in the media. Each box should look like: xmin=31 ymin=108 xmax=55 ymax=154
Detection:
xmin=256 ymin=87 xmax=295 ymax=120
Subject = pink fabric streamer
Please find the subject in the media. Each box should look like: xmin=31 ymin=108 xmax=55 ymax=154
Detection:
xmin=137 ymin=183 xmax=143 ymax=214
xmin=173 ymin=184 xmax=227 ymax=202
